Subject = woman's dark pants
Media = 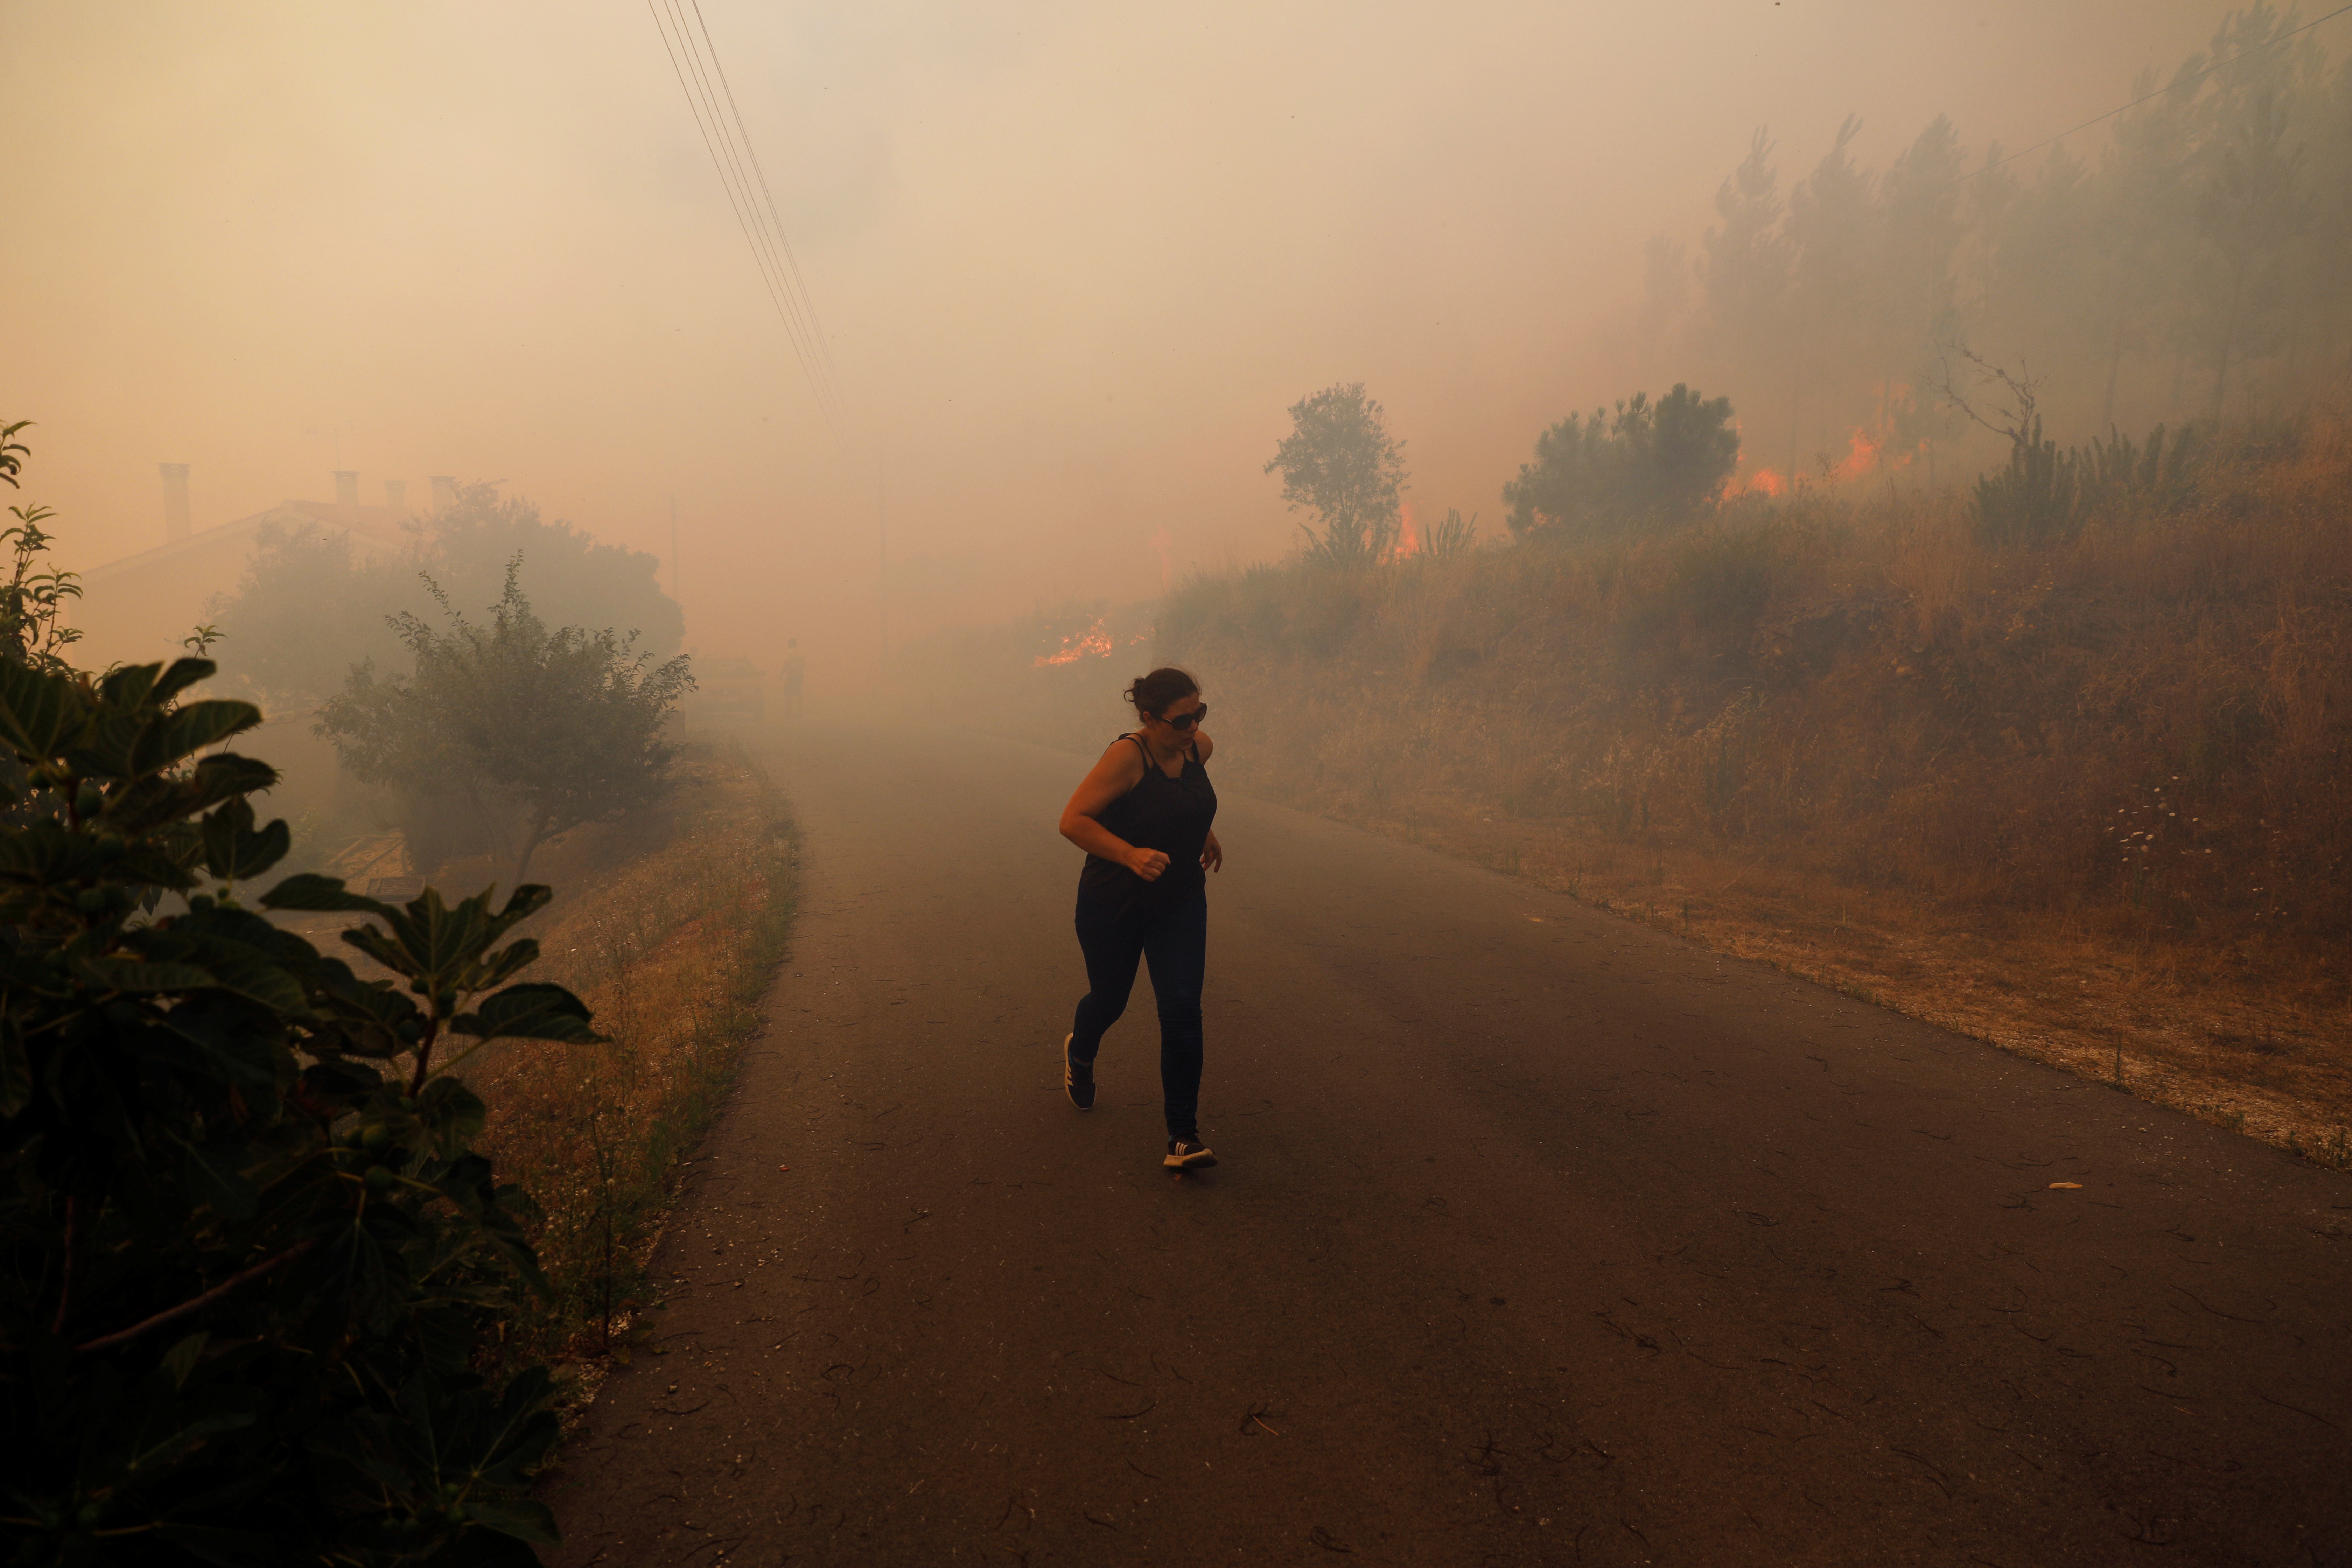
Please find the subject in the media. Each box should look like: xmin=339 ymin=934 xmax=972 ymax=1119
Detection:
xmin=1069 ymin=889 xmax=1206 ymax=1139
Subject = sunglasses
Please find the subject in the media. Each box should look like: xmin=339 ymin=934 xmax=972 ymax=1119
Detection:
xmin=1158 ymin=703 xmax=1208 ymax=731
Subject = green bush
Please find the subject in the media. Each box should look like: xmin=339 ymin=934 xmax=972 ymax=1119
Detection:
xmin=1264 ymin=382 xmax=1410 ymax=566
xmin=1972 ymin=417 xmax=2212 ymax=547
xmin=0 ymin=649 xmax=599 ymax=1564
xmin=1503 ymin=383 xmax=1738 ymax=540
xmin=316 ymin=562 xmax=693 ymax=885
xmin=1969 ymin=416 xmax=2081 ymax=547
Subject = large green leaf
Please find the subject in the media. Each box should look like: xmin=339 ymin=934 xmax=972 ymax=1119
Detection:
xmin=485 ymin=882 xmax=553 ymax=936
xmin=0 ymin=656 xmax=87 ymax=759
xmin=199 ymin=798 xmax=291 ymax=883
xmin=81 ymin=957 xmax=218 ymax=992
xmin=98 ymin=660 xmax=164 ymax=709
xmin=104 ymin=752 xmax=278 ymax=834
xmin=149 ymin=656 xmax=219 ymax=708
xmin=128 ymin=700 xmax=262 ymax=777
xmin=468 ymin=937 xmax=541 ymax=994
xmin=453 ymin=981 xmax=601 ymax=1044
xmin=61 ymin=708 xmax=146 ymax=777
xmin=183 ymin=934 xmax=310 ymax=1016
xmin=178 ymin=751 xmax=279 ymax=812
xmin=259 ymin=872 xmax=391 ymax=918
xmin=418 ymin=1074 xmax=488 ymax=1153
xmin=395 ymin=887 xmax=494 ymax=983
xmin=339 ymin=923 xmax=416 ymax=981
xmin=0 ymin=817 xmax=98 ymax=884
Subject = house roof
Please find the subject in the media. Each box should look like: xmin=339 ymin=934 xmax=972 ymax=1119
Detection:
xmin=78 ymin=501 xmax=419 ymax=585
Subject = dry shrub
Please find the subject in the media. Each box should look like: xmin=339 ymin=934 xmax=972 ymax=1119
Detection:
xmin=462 ymin=743 xmax=796 ymax=1364
xmin=1172 ymin=416 xmax=2352 ymax=956
xmin=1158 ymin=411 xmax=2352 ymax=1142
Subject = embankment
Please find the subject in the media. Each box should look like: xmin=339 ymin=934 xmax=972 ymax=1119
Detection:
xmin=938 ymin=421 xmax=2352 ymax=1158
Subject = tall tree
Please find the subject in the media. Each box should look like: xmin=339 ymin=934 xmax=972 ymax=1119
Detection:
xmin=1665 ymin=5 xmax=2352 ymax=461
xmin=1264 ymin=383 xmax=1409 ymax=565
xmin=1872 ymin=116 xmax=1968 ymax=445
xmin=1695 ymin=129 xmax=1791 ymax=372
xmin=2194 ymin=87 xmax=2308 ymax=412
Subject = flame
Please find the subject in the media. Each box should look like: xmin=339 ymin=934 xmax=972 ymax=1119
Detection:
xmin=1034 ymin=615 xmax=1114 ymax=667
xmin=1735 ymin=468 xmax=1787 ymax=498
xmin=1377 ymin=501 xmax=1422 ymax=565
xmin=1823 ymin=428 xmax=1882 ymax=484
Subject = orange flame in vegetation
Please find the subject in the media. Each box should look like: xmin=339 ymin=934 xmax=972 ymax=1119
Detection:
xmin=1035 ymin=616 xmax=1114 ymax=667
xmin=1735 ymin=468 xmax=1787 ymax=498
xmin=1376 ymin=502 xmax=1426 ymax=565
xmin=1823 ymin=428 xmax=1882 ymax=485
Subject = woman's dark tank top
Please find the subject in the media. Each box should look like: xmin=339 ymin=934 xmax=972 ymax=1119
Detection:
xmin=1078 ymin=733 xmax=1217 ymax=920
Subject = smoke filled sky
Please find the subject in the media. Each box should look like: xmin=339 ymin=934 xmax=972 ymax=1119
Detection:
xmin=3 ymin=1 xmax=2234 ymax=672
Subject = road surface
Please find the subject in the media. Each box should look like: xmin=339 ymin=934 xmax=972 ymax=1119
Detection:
xmin=545 ymin=723 xmax=2351 ymax=1567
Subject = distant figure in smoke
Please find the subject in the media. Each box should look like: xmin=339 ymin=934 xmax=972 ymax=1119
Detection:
xmin=781 ymin=638 xmax=805 ymax=720
xmin=1056 ymin=667 xmax=1223 ymax=1170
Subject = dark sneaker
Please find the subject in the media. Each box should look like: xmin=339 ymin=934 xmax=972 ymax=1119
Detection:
xmin=1163 ymin=1134 xmax=1216 ymax=1170
xmin=1063 ymin=1034 xmax=1095 ymax=1110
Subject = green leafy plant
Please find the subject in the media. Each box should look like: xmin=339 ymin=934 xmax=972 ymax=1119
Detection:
xmin=1423 ymin=508 xmax=1478 ymax=561
xmin=1265 ymin=382 xmax=1410 ymax=566
xmin=0 ymin=422 xmax=84 ymax=676
xmin=316 ymin=560 xmax=693 ymax=884
xmin=1502 ymin=384 xmax=1738 ymax=539
xmin=1970 ymin=414 xmax=2083 ymax=547
xmin=0 ymin=645 xmax=601 ymax=1564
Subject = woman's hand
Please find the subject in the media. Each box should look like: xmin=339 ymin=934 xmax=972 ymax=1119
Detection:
xmin=1126 ymin=846 xmax=1172 ymax=881
xmin=1200 ymin=830 xmax=1224 ymax=874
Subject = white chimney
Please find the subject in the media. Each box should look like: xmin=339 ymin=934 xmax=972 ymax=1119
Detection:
xmin=429 ymin=475 xmax=458 ymax=513
xmin=333 ymin=471 xmax=359 ymax=516
xmin=385 ymin=478 xmax=407 ymax=514
xmin=159 ymin=463 xmax=191 ymax=543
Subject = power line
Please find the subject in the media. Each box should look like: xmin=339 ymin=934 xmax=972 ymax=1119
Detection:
xmin=645 ymin=0 xmax=829 ymax=415
xmin=644 ymin=0 xmax=847 ymax=430
xmin=1944 ymin=2 xmax=2352 ymax=192
xmin=692 ymin=0 xmax=849 ymax=417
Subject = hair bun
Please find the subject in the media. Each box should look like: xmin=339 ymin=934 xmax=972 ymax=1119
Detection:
xmin=1124 ymin=666 xmax=1199 ymax=717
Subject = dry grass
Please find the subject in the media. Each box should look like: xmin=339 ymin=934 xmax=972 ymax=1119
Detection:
xmin=1153 ymin=412 xmax=2352 ymax=1164
xmin=416 ymin=743 xmax=797 ymax=1379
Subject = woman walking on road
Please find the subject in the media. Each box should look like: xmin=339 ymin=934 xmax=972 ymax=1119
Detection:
xmin=1057 ymin=667 xmax=1223 ymax=1170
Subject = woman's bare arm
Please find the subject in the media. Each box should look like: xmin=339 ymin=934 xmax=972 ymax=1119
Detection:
xmin=1059 ymin=741 xmax=1168 ymax=879
xmin=1194 ymin=731 xmax=1221 ymax=870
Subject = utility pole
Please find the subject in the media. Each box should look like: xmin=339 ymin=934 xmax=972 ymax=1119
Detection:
xmin=875 ymin=459 xmax=888 ymax=692
xmin=670 ymin=494 xmax=682 ymax=608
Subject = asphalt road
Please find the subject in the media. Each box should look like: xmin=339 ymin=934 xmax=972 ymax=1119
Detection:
xmin=545 ymin=723 xmax=2352 ymax=1567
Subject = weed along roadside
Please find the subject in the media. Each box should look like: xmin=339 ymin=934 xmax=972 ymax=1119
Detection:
xmin=470 ymin=742 xmax=799 ymax=1403
xmin=264 ymin=741 xmax=803 ymax=1401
